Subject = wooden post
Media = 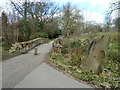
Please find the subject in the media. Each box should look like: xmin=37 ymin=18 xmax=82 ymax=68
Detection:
xmin=34 ymin=47 xmax=38 ymax=55
xmin=28 ymin=43 xmax=30 ymax=49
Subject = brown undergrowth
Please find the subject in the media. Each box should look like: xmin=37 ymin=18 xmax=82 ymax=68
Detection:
xmin=48 ymin=33 xmax=119 ymax=88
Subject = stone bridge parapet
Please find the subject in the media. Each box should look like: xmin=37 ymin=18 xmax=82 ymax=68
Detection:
xmin=9 ymin=38 xmax=48 ymax=53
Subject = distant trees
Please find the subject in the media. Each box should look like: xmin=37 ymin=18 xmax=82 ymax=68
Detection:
xmin=7 ymin=0 xmax=61 ymax=42
xmin=85 ymin=23 xmax=102 ymax=33
xmin=105 ymin=0 xmax=120 ymax=32
xmin=104 ymin=13 xmax=111 ymax=32
xmin=3 ymin=0 xmax=115 ymax=47
xmin=0 ymin=0 xmax=63 ymax=47
xmin=10 ymin=0 xmax=32 ymax=41
xmin=24 ymin=0 xmax=29 ymax=41
xmin=2 ymin=11 xmax=21 ymax=45
xmin=2 ymin=12 xmax=9 ymax=45
xmin=26 ymin=1 xmax=60 ymax=39
xmin=61 ymin=3 xmax=83 ymax=37
xmin=42 ymin=17 xmax=61 ymax=38
xmin=113 ymin=17 xmax=119 ymax=31
xmin=112 ymin=1 xmax=120 ymax=31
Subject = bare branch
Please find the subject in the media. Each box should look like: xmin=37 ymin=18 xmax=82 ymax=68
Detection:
xmin=10 ymin=1 xmax=24 ymax=16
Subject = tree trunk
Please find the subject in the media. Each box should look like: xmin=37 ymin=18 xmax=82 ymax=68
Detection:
xmin=24 ymin=0 xmax=29 ymax=41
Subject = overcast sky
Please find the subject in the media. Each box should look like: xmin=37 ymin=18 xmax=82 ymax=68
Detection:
xmin=0 ymin=0 xmax=116 ymax=24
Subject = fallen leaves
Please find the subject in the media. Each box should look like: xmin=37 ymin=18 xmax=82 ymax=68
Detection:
xmin=49 ymin=37 xmax=119 ymax=88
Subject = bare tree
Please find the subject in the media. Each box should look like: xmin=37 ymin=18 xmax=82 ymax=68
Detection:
xmin=1 ymin=12 xmax=10 ymax=45
xmin=105 ymin=0 xmax=120 ymax=32
xmin=10 ymin=0 xmax=29 ymax=41
xmin=10 ymin=0 xmax=60 ymax=40
xmin=61 ymin=3 xmax=83 ymax=38
xmin=27 ymin=1 xmax=60 ymax=31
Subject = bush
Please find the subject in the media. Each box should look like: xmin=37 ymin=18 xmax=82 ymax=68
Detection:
xmin=4 ymin=46 xmax=11 ymax=51
xmin=61 ymin=42 xmax=69 ymax=54
xmin=70 ymin=39 xmax=81 ymax=48
xmin=39 ymin=32 xmax=48 ymax=38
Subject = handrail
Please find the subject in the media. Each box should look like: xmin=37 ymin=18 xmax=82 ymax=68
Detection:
xmin=9 ymin=38 xmax=48 ymax=53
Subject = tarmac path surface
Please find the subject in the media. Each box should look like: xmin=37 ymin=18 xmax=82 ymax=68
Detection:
xmin=2 ymin=41 xmax=53 ymax=88
xmin=2 ymin=41 xmax=94 ymax=88
xmin=15 ymin=63 xmax=94 ymax=88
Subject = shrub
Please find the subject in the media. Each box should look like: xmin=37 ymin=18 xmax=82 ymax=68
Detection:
xmin=4 ymin=46 xmax=11 ymax=51
xmin=39 ymin=32 xmax=48 ymax=38
xmin=61 ymin=42 xmax=69 ymax=54
xmin=70 ymin=39 xmax=81 ymax=48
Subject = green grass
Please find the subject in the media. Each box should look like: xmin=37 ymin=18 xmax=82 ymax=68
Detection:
xmin=0 ymin=49 xmax=2 ymax=52
xmin=2 ymin=46 xmax=21 ymax=61
xmin=51 ymin=55 xmax=64 ymax=62
xmin=110 ymin=43 xmax=119 ymax=50
xmin=79 ymin=34 xmax=90 ymax=40
xmin=4 ymin=46 xmax=11 ymax=50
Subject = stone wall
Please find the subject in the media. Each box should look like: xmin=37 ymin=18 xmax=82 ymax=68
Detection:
xmin=9 ymin=38 xmax=48 ymax=53
xmin=52 ymin=37 xmax=63 ymax=54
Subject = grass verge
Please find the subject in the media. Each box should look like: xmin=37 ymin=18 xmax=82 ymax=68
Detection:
xmin=48 ymin=32 xmax=119 ymax=88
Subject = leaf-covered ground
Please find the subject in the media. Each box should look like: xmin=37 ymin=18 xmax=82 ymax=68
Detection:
xmin=49 ymin=32 xmax=119 ymax=88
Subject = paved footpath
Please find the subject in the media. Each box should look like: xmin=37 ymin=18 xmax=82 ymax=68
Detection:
xmin=2 ymin=41 xmax=94 ymax=88
xmin=15 ymin=63 xmax=94 ymax=88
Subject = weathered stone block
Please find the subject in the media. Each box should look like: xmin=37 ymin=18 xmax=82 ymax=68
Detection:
xmin=80 ymin=33 xmax=109 ymax=74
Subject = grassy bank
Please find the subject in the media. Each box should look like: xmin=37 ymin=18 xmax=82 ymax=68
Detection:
xmin=48 ymin=32 xmax=119 ymax=88
xmin=2 ymin=45 xmax=22 ymax=61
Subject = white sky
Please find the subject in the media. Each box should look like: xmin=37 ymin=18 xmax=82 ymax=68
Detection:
xmin=0 ymin=0 xmax=117 ymax=24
